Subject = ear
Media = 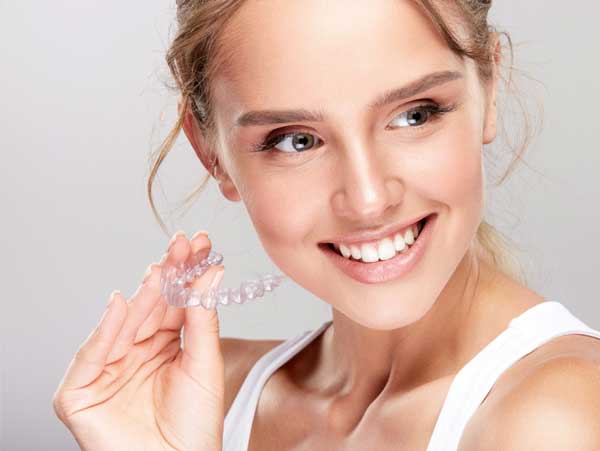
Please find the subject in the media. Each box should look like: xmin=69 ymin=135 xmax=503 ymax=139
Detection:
xmin=179 ymin=97 xmax=241 ymax=202
xmin=482 ymin=33 xmax=501 ymax=145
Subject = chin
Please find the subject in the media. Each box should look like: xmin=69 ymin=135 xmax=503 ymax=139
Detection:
xmin=343 ymin=294 xmax=439 ymax=330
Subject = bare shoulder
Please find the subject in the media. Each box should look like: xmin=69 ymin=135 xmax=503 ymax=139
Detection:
xmin=459 ymin=337 xmax=600 ymax=451
xmin=221 ymin=336 xmax=284 ymax=417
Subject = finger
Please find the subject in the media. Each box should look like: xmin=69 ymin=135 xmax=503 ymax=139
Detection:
xmin=125 ymin=337 xmax=181 ymax=391
xmin=61 ymin=291 xmax=128 ymax=389
xmin=134 ymin=261 xmax=168 ymax=343
xmin=107 ymin=263 xmax=164 ymax=363
xmin=157 ymin=297 xmax=185 ymax=332
xmin=133 ymin=261 xmax=169 ymax=344
xmin=134 ymin=296 xmax=168 ymax=343
xmin=191 ymin=231 xmax=210 ymax=254
xmin=91 ymin=329 xmax=180 ymax=394
xmin=162 ymin=230 xmax=192 ymax=267
xmin=179 ymin=265 xmax=225 ymax=385
xmin=153 ymin=251 xmax=185 ymax=331
xmin=158 ymin=231 xmax=213 ymax=332
xmin=70 ymin=331 xmax=181 ymax=414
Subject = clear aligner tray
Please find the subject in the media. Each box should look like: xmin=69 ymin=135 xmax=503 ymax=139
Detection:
xmin=160 ymin=250 xmax=285 ymax=309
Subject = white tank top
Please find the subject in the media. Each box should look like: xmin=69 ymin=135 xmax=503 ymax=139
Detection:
xmin=222 ymin=301 xmax=600 ymax=450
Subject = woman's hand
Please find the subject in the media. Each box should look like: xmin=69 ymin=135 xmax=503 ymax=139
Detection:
xmin=53 ymin=232 xmax=226 ymax=451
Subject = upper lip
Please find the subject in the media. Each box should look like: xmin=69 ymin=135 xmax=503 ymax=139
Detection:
xmin=321 ymin=213 xmax=433 ymax=245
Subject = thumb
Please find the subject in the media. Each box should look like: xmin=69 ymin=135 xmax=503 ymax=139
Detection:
xmin=180 ymin=265 xmax=225 ymax=382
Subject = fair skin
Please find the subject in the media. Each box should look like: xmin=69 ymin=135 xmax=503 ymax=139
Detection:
xmin=53 ymin=233 xmax=230 ymax=451
xmin=183 ymin=0 xmax=600 ymax=449
xmin=54 ymin=0 xmax=600 ymax=450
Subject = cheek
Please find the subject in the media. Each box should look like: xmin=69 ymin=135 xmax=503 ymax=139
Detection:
xmin=407 ymin=116 xmax=485 ymax=265
xmin=236 ymin=162 xmax=327 ymax=269
xmin=405 ymin=115 xmax=484 ymax=220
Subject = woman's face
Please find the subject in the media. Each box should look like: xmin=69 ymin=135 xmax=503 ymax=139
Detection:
xmin=192 ymin=0 xmax=498 ymax=328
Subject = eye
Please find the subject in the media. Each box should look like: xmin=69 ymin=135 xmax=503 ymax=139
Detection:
xmin=250 ymin=102 xmax=457 ymax=154
xmin=387 ymin=103 xmax=455 ymax=129
xmin=251 ymin=131 xmax=323 ymax=154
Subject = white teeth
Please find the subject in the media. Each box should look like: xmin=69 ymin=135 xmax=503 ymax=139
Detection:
xmin=330 ymin=218 xmax=426 ymax=263
xmin=377 ymin=238 xmax=396 ymax=261
xmin=393 ymin=233 xmax=407 ymax=252
xmin=360 ymin=243 xmax=379 ymax=263
xmin=404 ymin=227 xmax=415 ymax=245
xmin=339 ymin=244 xmax=351 ymax=258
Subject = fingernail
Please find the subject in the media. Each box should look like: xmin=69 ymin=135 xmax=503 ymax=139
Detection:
xmin=191 ymin=230 xmax=209 ymax=241
xmin=209 ymin=269 xmax=225 ymax=290
xmin=168 ymin=230 xmax=187 ymax=250
xmin=108 ymin=289 xmax=121 ymax=306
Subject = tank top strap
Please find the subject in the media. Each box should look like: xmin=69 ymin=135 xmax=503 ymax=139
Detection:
xmin=222 ymin=320 xmax=333 ymax=451
xmin=426 ymin=301 xmax=600 ymax=451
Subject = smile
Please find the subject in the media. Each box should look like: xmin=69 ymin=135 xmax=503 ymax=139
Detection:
xmin=319 ymin=213 xmax=437 ymax=284
xmin=328 ymin=217 xmax=427 ymax=263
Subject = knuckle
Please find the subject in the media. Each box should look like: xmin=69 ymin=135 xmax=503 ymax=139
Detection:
xmin=147 ymin=331 xmax=180 ymax=357
xmin=52 ymin=389 xmax=89 ymax=423
xmin=52 ymin=391 xmax=69 ymax=422
xmin=102 ymin=360 xmax=123 ymax=380
xmin=154 ymin=329 xmax=180 ymax=343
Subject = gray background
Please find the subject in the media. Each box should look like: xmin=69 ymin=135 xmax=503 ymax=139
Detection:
xmin=1 ymin=1 xmax=598 ymax=449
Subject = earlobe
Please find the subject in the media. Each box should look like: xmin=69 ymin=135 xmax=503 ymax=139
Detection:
xmin=217 ymin=176 xmax=242 ymax=202
xmin=212 ymin=160 xmax=242 ymax=202
xmin=482 ymin=100 xmax=497 ymax=145
xmin=179 ymin=97 xmax=242 ymax=203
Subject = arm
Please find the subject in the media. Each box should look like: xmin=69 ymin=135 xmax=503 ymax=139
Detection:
xmin=459 ymin=355 xmax=600 ymax=451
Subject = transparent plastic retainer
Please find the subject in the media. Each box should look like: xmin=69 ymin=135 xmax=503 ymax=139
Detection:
xmin=160 ymin=250 xmax=286 ymax=309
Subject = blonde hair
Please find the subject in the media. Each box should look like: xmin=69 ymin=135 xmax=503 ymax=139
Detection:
xmin=148 ymin=0 xmax=541 ymax=286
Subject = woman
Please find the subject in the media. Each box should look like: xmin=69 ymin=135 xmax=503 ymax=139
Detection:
xmin=53 ymin=0 xmax=600 ymax=450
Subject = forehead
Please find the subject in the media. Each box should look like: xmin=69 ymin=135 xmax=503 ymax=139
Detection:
xmin=212 ymin=0 xmax=468 ymax=129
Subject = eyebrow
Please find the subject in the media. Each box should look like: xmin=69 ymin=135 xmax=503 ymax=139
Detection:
xmin=234 ymin=69 xmax=463 ymax=128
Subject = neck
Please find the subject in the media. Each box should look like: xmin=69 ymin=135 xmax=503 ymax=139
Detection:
xmin=320 ymin=246 xmax=508 ymax=398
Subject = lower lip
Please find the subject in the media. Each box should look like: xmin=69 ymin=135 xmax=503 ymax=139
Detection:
xmin=320 ymin=214 xmax=437 ymax=284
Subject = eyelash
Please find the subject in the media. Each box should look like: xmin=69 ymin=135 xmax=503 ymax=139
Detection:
xmin=249 ymin=101 xmax=458 ymax=155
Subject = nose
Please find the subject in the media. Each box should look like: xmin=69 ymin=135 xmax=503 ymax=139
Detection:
xmin=330 ymin=145 xmax=404 ymax=222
